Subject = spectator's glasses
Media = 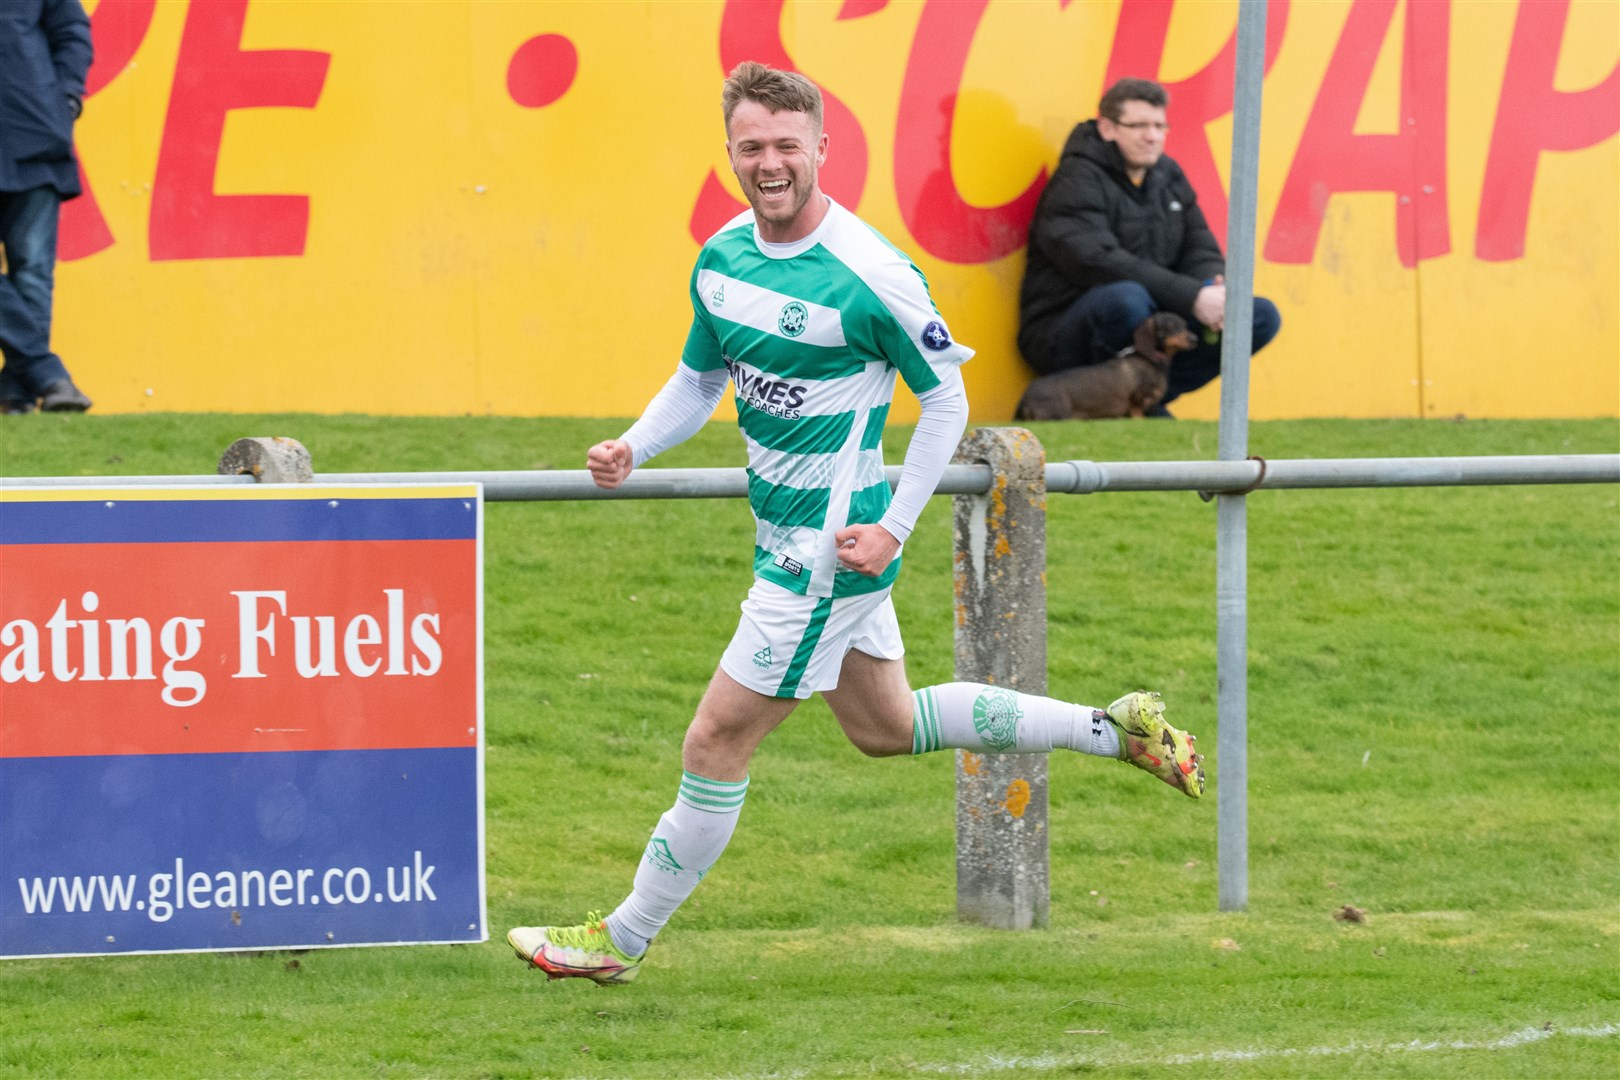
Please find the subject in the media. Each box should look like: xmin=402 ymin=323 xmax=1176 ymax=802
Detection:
xmin=1110 ymin=120 xmax=1170 ymax=132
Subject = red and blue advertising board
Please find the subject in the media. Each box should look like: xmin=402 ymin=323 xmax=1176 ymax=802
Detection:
xmin=0 ymin=484 xmax=484 ymax=957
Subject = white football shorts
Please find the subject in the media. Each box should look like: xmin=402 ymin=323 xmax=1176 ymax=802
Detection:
xmin=720 ymin=578 xmax=905 ymax=699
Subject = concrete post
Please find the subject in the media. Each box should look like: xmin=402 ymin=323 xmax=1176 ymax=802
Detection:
xmin=951 ymin=427 xmax=1049 ymax=930
xmin=217 ymin=437 xmax=314 ymax=483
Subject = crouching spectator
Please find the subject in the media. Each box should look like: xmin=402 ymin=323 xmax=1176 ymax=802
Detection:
xmin=1018 ymin=77 xmax=1279 ymax=417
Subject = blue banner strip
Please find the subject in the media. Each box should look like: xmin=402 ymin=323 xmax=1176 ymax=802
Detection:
xmin=0 ymin=498 xmax=478 ymax=545
xmin=1 ymin=748 xmax=482 ymax=956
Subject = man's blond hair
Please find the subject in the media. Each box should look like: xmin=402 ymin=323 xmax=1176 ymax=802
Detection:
xmin=722 ymin=61 xmax=824 ymax=135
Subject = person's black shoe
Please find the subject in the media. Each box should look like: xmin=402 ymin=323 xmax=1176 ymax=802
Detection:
xmin=1144 ymin=402 xmax=1174 ymax=418
xmin=1 ymin=397 xmax=37 ymax=415
xmin=39 ymin=379 xmax=92 ymax=412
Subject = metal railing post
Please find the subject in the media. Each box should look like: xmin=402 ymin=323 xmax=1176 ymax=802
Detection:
xmin=951 ymin=428 xmax=1049 ymax=930
xmin=1215 ymin=0 xmax=1269 ymax=914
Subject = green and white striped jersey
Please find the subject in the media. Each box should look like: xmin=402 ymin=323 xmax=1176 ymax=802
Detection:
xmin=681 ymin=200 xmax=973 ymax=598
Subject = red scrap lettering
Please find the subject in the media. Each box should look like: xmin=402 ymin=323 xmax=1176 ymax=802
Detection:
xmin=1476 ymin=0 xmax=1619 ymax=261
xmin=687 ymin=0 xmax=872 ymax=245
xmin=1265 ymin=0 xmax=1450 ymax=268
xmin=894 ymin=0 xmax=1044 ymax=264
xmin=148 ymin=0 xmax=329 ymax=261
xmin=59 ymin=0 xmax=158 ymax=261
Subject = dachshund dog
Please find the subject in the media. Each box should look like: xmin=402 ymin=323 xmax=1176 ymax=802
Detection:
xmin=1015 ymin=312 xmax=1199 ymax=420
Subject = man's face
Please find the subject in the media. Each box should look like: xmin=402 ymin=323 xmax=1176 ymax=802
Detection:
xmin=727 ymin=100 xmax=828 ymax=242
xmin=1097 ymin=99 xmax=1169 ymax=176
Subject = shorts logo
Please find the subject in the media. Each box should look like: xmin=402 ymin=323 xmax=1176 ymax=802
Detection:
xmin=778 ymin=301 xmax=809 ymax=338
xmin=644 ymin=837 xmax=684 ymax=875
xmin=972 ymin=686 xmax=1023 ymax=752
xmin=752 ymin=646 xmax=773 ymax=669
xmin=921 ymin=320 xmax=952 ymax=351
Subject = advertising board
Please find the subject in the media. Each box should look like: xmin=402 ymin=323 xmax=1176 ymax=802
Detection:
xmin=0 ymin=483 xmax=484 ymax=957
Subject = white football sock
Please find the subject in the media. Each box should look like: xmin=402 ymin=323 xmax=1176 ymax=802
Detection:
xmin=910 ymin=682 xmax=1120 ymax=758
xmin=605 ymin=771 xmax=748 ymax=955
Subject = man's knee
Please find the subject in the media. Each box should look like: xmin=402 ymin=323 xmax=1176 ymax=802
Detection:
xmin=1252 ymin=297 xmax=1281 ymax=352
xmin=846 ymin=720 xmax=911 ymax=758
xmin=835 ymin=687 xmax=913 ymax=756
xmin=1049 ymin=280 xmax=1157 ymax=368
xmin=3 ymin=189 xmax=61 ymax=258
xmin=681 ymin=668 xmax=795 ymax=778
xmin=823 ymin=655 xmax=915 ymax=758
xmin=1085 ymin=280 xmax=1156 ymax=326
xmin=2 ymin=194 xmax=62 ymax=303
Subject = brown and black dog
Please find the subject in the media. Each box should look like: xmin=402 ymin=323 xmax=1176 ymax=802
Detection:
xmin=1015 ymin=312 xmax=1199 ymax=420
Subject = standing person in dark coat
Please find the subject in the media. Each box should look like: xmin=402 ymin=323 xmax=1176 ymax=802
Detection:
xmin=0 ymin=0 xmax=93 ymax=414
xmin=1017 ymin=78 xmax=1280 ymax=417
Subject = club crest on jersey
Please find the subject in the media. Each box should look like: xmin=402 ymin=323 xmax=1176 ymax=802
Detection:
xmin=921 ymin=321 xmax=952 ymax=351
xmin=778 ymin=301 xmax=809 ymax=338
xmin=710 ymin=283 xmax=726 ymax=308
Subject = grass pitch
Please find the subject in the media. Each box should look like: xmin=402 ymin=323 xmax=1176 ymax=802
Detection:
xmin=1 ymin=413 xmax=1617 ymax=1078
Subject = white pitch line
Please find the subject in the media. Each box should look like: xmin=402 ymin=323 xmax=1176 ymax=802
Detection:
xmin=1161 ymin=1022 xmax=1620 ymax=1065
xmin=908 ymin=1022 xmax=1620 ymax=1075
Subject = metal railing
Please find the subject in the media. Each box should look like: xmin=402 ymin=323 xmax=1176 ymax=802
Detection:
xmin=7 ymin=453 xmax=1615 ymax=498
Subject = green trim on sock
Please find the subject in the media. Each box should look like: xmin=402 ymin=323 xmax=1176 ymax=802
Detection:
xmin=678 ymin=771 xmax=750 ymax=812
xmin=911 ymin=687 xmax=942 ymax=754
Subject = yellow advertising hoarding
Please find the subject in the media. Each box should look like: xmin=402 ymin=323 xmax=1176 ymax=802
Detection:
xmin=59 ymin=0 xmax=1620 ymax=421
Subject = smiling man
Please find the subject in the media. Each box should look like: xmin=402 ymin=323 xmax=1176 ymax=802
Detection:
xmin=506 ymin=62 xmax=1205 ymax=986
xmin=1017 ymin=77 xmax=1282 ymax=417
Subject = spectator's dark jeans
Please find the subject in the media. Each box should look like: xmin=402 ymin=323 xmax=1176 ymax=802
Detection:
xmin=0 ymin=186 xmax=71 ymax=401
xmin=1044 ymin=281 xmax=1281 ymax=408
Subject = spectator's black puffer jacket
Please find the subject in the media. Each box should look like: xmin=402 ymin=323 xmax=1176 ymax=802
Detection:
xmin=1017 ymin=120 xmax=1225 ymax=371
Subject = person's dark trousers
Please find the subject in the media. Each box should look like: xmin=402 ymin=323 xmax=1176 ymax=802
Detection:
xmin=0 ymin=186 xmax=72 ymax=403
xmin=1044 ymin=280 xmax=1281 ymax=410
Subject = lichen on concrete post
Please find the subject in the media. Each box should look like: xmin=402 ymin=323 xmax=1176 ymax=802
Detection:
xmin=952 ymin=427 xmax=1049 ymax=930
xmin=217 ymin=437 xmax=314 ymax=483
